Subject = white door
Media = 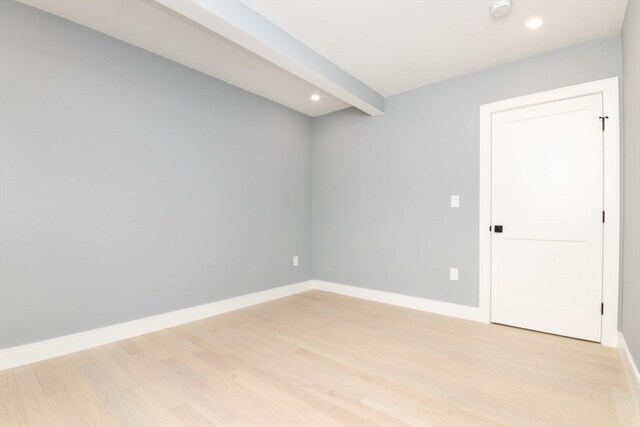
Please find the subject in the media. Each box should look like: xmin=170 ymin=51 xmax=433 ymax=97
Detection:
xmin=491 ymin=93 xmax=604 ymax=342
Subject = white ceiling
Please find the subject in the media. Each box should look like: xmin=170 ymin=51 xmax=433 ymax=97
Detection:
xmin=244 ymin=0 xmax=629 ymax=96
xmin=18 ymin=0 xmax=349 ymax=117
xmin=19 ymin=0 xmax=629 ymax=116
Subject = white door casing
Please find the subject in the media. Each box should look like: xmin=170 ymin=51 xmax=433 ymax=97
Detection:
xmin=491 ymin=94 xmax=603 ymax=341
xmin=479 ymin=77 xmax=620 ymax=347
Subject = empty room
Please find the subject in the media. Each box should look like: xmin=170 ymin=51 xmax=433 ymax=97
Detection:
xmin=1 ymin=0 xmax=639 ymax=425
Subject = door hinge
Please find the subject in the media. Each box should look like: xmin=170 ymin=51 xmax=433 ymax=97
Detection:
xmin=602 ymin=211 xmax=605 ymax=223
xmin=601 ymin=302 xmax=604 ymax=315
xmin=599 ymin=115 xmax=609 ymax=131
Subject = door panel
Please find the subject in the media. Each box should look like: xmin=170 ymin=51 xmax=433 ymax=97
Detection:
xmin=491 ymin=94 xmax=603 ymax=342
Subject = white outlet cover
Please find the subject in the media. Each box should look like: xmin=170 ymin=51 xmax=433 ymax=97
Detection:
xmin=449 ymin=268 xmax=459 ymax=281
xmin=293 ymin=256 xmax=299 ymax=267
xmin=451 ymin=195 xmax=460 ymax=208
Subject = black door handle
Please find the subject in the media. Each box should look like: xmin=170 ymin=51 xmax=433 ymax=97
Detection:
xmin=494 ymin=225 xmax=503 ymax=233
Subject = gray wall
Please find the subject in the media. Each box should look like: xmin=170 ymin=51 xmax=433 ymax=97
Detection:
xmin=0 ymin=0 xmax=312 ymax=348
xmin=622 ymin=0 xmax=640 ymax=369
xmin=312 ymin=35 xmax=623 ymax=307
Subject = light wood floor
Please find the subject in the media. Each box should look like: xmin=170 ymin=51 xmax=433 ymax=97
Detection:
xmin=1 ymin=291 xmax=638 ymax=427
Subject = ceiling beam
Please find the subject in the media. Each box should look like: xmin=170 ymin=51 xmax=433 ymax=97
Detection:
xmin=152 ymin=0 xmax=385 ymax=116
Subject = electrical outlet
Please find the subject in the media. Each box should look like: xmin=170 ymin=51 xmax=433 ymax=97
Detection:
xmin=450 ymin=268 xmax=459 ymax=281
xmin=451 ymin=195 xmax=460 ymax=208
xmin=293 ymin=256 xmax=299 ymax=267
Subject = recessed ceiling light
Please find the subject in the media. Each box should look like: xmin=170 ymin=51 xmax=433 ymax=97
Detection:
xmin=310 ymin=94 xmax=321 ymax=101
xmin=526 ymin=17 xmax=544 ymax=30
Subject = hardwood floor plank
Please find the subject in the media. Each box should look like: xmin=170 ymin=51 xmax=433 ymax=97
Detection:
xmin=0 ymin=370 xmax=26 ymax=427
xmin=12 ymin=366 xmax=58 ymax=426
xmin=86 ymin=345 xmax=139 ymax=392
xmin=169 ymin=402 xmax=219 ymax=427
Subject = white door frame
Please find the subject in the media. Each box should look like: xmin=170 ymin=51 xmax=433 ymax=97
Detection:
xmin=479 ymin=77 xmax=620 ymax=347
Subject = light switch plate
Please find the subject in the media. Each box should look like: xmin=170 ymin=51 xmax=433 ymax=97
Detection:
xmin=451 ymin=195 xmax=460 ymax=208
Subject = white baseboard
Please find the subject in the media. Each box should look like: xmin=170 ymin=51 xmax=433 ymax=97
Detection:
xmin=6 ymin=279 xmax=624 ymax=372
xmin=618 ymin=332 xmax=640 ymax=412
xmin=312 ymin=280 xmax=487 ymax=323
xmin=0 ymin=281 xmax=313 ymax=371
